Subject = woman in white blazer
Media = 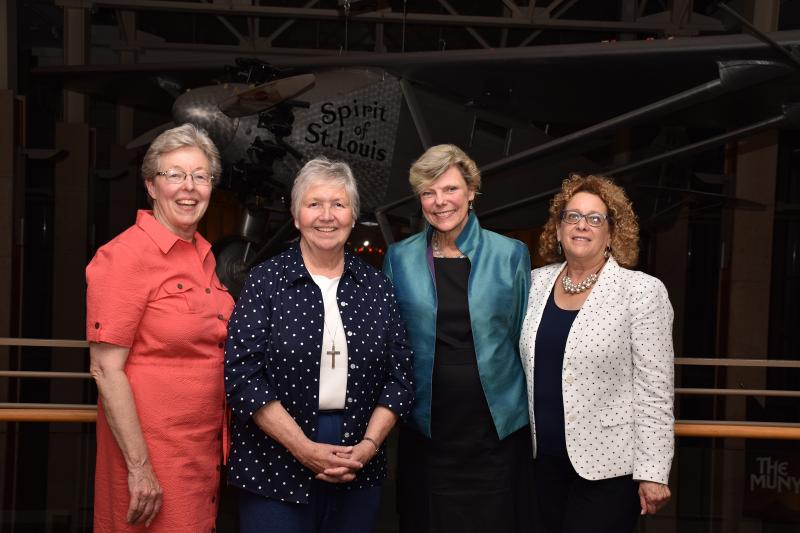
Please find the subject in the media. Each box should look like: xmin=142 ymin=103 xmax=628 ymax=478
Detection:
xmin=519 ymin=174 xmax=674 ymax=533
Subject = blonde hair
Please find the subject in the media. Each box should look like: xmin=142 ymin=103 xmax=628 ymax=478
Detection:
xmin=409 ymin=144 xmax=481 ymax=195
xmin=539 ymin=173 xmax=639 ymax=267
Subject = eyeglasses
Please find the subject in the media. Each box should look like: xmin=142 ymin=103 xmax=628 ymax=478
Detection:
xmin=156 ymin=168 xmax=215 ymax=186
xmin=560 ymin=210 xmax=612 ymax=227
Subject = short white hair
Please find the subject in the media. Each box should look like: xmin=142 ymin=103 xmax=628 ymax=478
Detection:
xmin=290 ymin=157 xmax=360 ymax=221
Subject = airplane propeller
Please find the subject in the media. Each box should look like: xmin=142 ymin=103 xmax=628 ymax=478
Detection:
xmin=218 ymin=73 xmax=316 ymax=118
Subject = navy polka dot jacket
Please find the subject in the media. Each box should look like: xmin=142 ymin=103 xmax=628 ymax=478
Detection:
xmin=224 ymin=244 xmax=415 ymax=504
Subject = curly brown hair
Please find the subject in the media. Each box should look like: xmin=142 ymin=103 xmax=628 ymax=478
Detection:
xmin=539 ymin=173 xmax=639 ymax=267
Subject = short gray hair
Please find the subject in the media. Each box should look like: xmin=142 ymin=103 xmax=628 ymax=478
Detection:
xmin=290 ymin=157 xmax=360 ymax=221
xmin=140 ymin=123 xmax=222 ymax=184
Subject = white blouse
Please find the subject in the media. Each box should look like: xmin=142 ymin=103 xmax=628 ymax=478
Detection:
xmin=312 ymin=274 xmax=348 ymax=410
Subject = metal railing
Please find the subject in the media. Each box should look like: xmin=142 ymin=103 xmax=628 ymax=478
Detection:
xmin=1 ymin=338 xmax=799 ymax=440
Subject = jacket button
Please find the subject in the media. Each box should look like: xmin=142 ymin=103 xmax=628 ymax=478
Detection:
xmin=218 ymin=314 xmax=225 ymax=320
xmin=344 ymin=432 xmax=350 ymax=438
xmin=94 ymin=322 xmax=100 ymax=329
xmin=564 ymin=374 xmax=574 ymax=384
xmin=205 ymin=288 xmax=211 ymax=294
xmin=177 ymin=283 xmax=183 ymax=289
xmin=567 ymin=413 xmax=577 ymax=422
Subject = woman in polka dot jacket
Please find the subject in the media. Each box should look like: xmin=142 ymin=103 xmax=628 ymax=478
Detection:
xmin=519 ymin=173 xmax=675 ymax=533
xmin=224 ymin=157 xmax=414 ymax=533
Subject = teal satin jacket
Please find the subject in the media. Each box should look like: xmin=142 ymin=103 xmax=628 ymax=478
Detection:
xmin=383 ymin=213 xmax=531 ymax=439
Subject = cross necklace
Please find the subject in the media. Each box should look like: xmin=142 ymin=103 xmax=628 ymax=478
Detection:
xmin=321 ymin=280 xmax=343 ymax=370
xmin=324 ymin=319 xmax=341 ymax=369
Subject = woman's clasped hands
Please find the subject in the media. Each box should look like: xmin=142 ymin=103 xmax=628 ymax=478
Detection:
xmin=296 ymin=440 xmax=376 ymax=483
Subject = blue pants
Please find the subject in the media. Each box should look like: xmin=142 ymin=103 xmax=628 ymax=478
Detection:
xmin=239 ymin=412 xmax=381 ymax=533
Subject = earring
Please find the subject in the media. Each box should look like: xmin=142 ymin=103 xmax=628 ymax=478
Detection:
xmin=604 ymin=246 xmax=611 ymax=259
xmin=557 ymin=241 xmax=563 ymax=256
xmin=468 ymin=200 xmax=474 ymax=211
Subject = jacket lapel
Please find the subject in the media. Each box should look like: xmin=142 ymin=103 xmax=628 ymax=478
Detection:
xmin=531 ymin=263 xmax=564 ymax=332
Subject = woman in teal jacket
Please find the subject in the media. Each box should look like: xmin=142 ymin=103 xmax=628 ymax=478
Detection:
xmin=384 ymin=144 xmax=532 ymax=533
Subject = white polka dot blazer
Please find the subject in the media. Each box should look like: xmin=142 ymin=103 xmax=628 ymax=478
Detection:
xmin=519 ymin=256 xmax=675 ymax=485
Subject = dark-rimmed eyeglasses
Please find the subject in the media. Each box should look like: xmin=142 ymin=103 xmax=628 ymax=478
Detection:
xmin=156 ymin=169 xmax=215 ymax=186
xmin=560 ymin=210 xmax=612 ymax=227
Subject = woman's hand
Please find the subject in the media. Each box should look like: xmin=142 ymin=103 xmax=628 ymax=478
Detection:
xmin=90 ymin=343 xmax=163 ymax=526
xmin=252 ymin=402 xmax=363 ymax=484
xmin=322 ymin=407 xmax=395 ymax=483
xmin=321 ymin=440 xmax=377 ymax=481
xmin=338 ymin=440 xmax=378 ymax=466
xmin=638 ymin=481 xmax=671 ymax=515
xmin=126 ymin=460 xmax=163 ymax=526
xmin=295 ymin=441 xmax=363 ymax=483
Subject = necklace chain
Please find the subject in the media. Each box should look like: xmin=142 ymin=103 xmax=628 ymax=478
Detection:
xmin=431 ymin=232 xmax=465 ymax=258
xmin=319 ymin=279 xmax=342 ymax=369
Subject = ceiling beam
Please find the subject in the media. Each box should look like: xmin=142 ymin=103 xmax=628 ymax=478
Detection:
xmin=500 ymin=0 xmax=521 ymax=18
xmin=520 ymin=0 xmax=579 ymax=46
xmin=265 ymin=0 xmax=319 ymax=45
xmin=57 ymin=0 xmax=726 ymax=33
xmin=95 ymin=38 xmax=340 ymax=56
xmin=545 ymin=0 xmax=576 ymax=17
xmin=436 ymin=0 xmax=490 ymax=49
xmin=210 ymin=13 xmax=246 ymax=44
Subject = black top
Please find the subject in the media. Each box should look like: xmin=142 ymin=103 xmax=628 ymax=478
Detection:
xmin=433 ymin=257 xmax=473 ymax=355
xmin=533 ymin=287 xmax=579 ymax=457
xmin=430 ymin=257 xmax=497 ymax=446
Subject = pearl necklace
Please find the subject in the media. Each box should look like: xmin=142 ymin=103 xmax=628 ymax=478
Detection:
xmin=561 ymin=270 xmax=599 ymax=294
